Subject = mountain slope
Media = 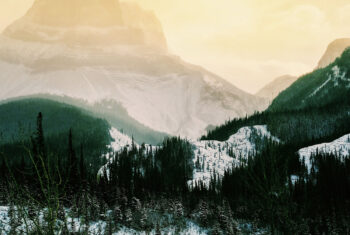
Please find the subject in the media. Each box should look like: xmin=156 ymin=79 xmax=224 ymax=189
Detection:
xmin=201 ymin=49 xmax=350 ymax=145
xmin=0 ymin=0 xmax=267 ymax=139
xmin=3 ymin=94 xmax=169 ymax=145
xmin=0 ymin=98 xmax=112 ymax=170
xmin=317 ymin=38 xmax=350 ymax=69
xmin=256 ymin=75 xmax=298 ymax=100
xmin=298 ymin=133 xmax=350 ymax=172
xmin=269 ymin=48 xmax=350 ymax=112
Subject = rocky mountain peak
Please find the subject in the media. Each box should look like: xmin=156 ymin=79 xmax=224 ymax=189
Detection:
xmin=317 ymin=38 xmax=350 ymax=69
xmin=2 ymin=0 xmax=167 ymax=50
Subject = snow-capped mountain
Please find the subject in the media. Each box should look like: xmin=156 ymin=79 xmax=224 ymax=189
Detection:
xmin=256 ymin=75 xmax=297 ymax=101
xmin=317 ymin=38 xmax=350 ymax=69
xmin=0 ymin=0 xmax=267 ymax=140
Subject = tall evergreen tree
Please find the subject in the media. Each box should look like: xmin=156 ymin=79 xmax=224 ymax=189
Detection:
xmin=67 ymin=129 xmax=79 ymax=184
xmin=79 ymin=144 xmax=86 ymax=181
xmin=36 ymin=112 xmax=45 ymax=159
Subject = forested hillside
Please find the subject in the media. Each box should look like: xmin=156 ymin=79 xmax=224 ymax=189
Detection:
xmin=0 ymin=98 xmax=111 ymax=171
xmin=269 ymin=48 xmax=350 ymax=111
xmin=1 ymin=95 xmax=169 ymax=145
xmin=196 ymin=47 xmax=350 ymax=234
xmin=202 ymin=48 xmax=350 ymax=146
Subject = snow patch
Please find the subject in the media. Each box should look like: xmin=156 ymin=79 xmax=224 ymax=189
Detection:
xmin=108 ymin=127 xmax=135 ymax=155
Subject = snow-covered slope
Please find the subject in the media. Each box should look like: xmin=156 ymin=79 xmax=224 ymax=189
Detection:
xmin=0 ymin=0 xmax=267 ymax=140
xmin=99 ymin=125 xmax=279 ymax=188
xmin=317 ymin=38 xmax=350 ymax=69
xmin=298 ymin=134 xmax=350 ymax=172
xmin=256 ymin=75 xmax=297 ymax=101
xmin=188 ymin=125 xmax=280 ymax=188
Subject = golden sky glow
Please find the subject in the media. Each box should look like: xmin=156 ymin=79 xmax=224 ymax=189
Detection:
xmin=1 ymin=0 xmax=350 ymax=93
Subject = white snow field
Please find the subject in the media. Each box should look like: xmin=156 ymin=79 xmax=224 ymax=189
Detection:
xmin=298 ymin=133 xmax=350 ymax=172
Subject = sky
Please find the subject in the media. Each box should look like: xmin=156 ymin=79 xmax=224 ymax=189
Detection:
xmin=0 ymin=0 xmax=350 ymax=93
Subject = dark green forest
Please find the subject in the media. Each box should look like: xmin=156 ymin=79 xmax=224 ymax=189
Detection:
xmin=1 ymin=94 xmax=169 ymax=145
xmin=0 ymin=98 xmax=111 ymax=173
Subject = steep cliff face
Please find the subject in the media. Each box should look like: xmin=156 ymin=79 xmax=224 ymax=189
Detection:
xmin=317 ymin=38 xmax=350 ymax=69
xmin=3 ymin=0 xmax=166 ymax=50
xmin=121 ymin=2 xmax=167 ymax=51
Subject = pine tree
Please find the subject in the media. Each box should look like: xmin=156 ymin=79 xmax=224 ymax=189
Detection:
xmin=36 ymin=112 xmax=45 ymax=159
xmin=67 ymin=129 xmax=79 ymax=185
xmin=155 ymin=223 xmax=161 ymax=235
xmin=32 ymin=112 xmax=46 ymax=179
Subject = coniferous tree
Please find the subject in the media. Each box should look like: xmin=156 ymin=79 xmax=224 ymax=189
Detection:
xmin=36 ymin=112 xmax=45 ymax=159
xmin=67 ymin=129 xmax=79 ymax=185
xmin=79 ymin=144 xmax=86 ymax=182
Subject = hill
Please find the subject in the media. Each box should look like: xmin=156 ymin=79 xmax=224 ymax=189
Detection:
xmin=2 ymin=94 xmax=169 ymax=145
xmin=0 ymin=98 xmax=112 ymax=171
